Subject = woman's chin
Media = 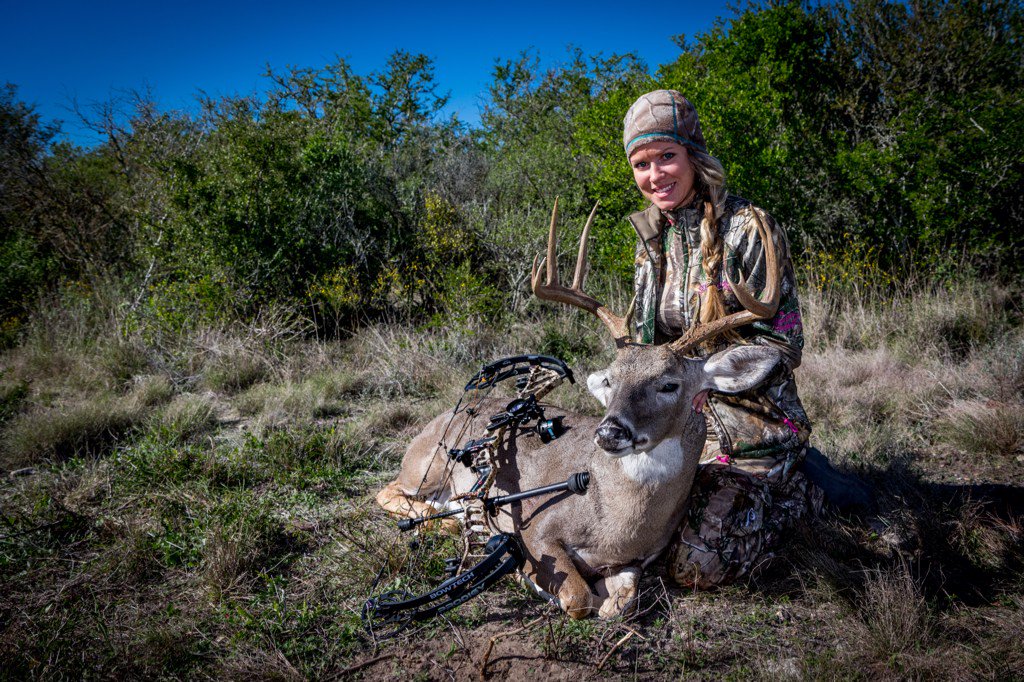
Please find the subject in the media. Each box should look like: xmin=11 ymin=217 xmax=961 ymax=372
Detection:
xmin=651 ymin=197 xmax=681 ymax=211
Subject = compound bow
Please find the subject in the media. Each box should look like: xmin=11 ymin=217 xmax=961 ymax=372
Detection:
xmin=363 ymin=354 xmax=589 ymax=640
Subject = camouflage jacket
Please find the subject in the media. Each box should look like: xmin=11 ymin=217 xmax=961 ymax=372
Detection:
xmin=626 ymin=197 xmax=810 ymax=461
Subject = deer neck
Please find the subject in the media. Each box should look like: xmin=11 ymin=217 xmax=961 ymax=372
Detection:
xmin=615 ymin=417 xmax=706 ymax=486
xmin=618 ymin=437 xmax=695 ymax=485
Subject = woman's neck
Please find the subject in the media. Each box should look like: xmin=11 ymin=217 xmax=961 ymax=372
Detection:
xmin=663 ymin=194 xmax=702 ymax=226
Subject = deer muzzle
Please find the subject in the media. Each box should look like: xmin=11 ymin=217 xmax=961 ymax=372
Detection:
xmin=594 ymin=417 xmax=635 ymax=455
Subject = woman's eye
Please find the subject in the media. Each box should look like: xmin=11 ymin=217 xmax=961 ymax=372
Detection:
xmin=634 ymin=161 xmax=648 ymax=169
xmin=662 ymin=152 xmax=675 ymax=160
xmin=658 ymin=383 xmax=679 ymax=393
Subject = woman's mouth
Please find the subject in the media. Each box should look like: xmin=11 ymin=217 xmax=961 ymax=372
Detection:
xmin=653 ymin=182 xmax=676 ymax=197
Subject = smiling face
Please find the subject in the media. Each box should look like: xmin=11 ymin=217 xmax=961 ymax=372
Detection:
xmin=629 ymin=141 xmax=696 ymax=211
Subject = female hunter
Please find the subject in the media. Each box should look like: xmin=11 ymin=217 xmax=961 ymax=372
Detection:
xmin=622 ymin=89 xmax=825 ymax=588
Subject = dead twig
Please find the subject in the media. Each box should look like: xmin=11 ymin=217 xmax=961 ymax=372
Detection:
xmin=593 ymin=622 xmax=638 ymax=671
xmin=478 ymin=615 xmax=544 ymax=680
xmin=333 ymin=652 xmax=395 ymax=678
xmin=596 ymin=630 xmax=637 ymax=672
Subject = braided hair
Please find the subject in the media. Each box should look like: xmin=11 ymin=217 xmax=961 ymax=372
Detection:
xmin=688 ymin=149 xmax=729 ymax=327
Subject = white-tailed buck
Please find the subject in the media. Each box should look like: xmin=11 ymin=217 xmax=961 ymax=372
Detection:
xmin=376 ymin=200 xmax=781 ymax=618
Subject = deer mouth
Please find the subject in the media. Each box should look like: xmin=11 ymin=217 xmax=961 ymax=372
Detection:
xmin=599 ymin=443 xmax=631 ymax=456
xmin=594 ymin=418 xmax=648 ymax=455
xmin=601 ymin=436 xmax=651 ymax=457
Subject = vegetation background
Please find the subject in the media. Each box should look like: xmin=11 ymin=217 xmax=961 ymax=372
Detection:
xmin=2 ymin=0 xmax=1022 ymax=678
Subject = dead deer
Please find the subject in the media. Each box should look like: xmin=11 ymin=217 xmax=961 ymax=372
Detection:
xmin=376 ymin=199 xmax=781 ymax=619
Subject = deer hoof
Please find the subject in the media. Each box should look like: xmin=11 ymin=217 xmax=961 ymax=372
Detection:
xmin=596 ymin=569 xmax=640 ymax=619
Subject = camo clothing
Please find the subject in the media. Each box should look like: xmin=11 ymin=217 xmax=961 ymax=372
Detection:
xmin=626 ymin=197 xmax=820 ymax=588
xmin=627 ymin=196 xmax=810 ymax=459
xmin=667 ymin=450 xmax=824 ymax=589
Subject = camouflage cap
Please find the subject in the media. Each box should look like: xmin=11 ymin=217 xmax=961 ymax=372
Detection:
xmin=623 ymin=90 xmax=707 ymax=158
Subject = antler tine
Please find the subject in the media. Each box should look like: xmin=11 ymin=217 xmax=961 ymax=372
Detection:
xmin=531 ymin=199 xmax=628 ymax=345
xmin=725 ymin=209 xmax=779 ymax=318
xmin=571 ymin=201 xmax=600 ymax=290
xmin=530 ymin=197 xmax=560 ymax=293
xmin=546 ymin=196 xmax=560 ymax=287
xmin=671 ymin=208 xmax=781 ymax=355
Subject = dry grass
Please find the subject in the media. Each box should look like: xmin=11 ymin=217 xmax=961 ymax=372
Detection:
xmin=151 ymin=392 xmax=217 ymax=442
xmin=934 ymin=399 xmax=1024 ymax=457
xmin=1 ymin=279 xmax=1023 ymax=679
xmin=855 ymin=562 xmax=934 ymax=660
xmin=126 ymin=373 xmax=174 ymax=409
xmin=1 ymin=396 xmax=142 ymax=467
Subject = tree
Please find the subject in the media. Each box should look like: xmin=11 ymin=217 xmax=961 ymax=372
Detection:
xmin=368 ymin=50 xmax=450 ymax=145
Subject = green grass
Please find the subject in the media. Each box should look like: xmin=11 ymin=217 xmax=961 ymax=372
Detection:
xmin=1 ymin=280 xmax=1023 ymax=678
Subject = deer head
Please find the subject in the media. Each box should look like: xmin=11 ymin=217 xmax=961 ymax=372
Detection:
xmin=532 ymin=198 xmax=782 ymax=457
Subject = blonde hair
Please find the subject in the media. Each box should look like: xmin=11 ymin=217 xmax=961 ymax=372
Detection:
xmin=687 ymin=150 xmax=731 ymax=328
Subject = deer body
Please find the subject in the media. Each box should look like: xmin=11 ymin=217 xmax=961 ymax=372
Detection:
xmin=377 ymin=344 xmax=780 ymax=618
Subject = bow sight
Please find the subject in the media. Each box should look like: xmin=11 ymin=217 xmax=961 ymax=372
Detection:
xmin=486 ymin=394 xmax=567 ymax=443
xmin=363 ymin=354 xmax=585 ymax=640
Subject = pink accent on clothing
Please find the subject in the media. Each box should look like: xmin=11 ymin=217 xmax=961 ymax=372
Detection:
xmin=782 ymin=417 xmax=800 ymax=434
xmin=772 ymin=311 xmax=802 ymax=333
xmin=716 ymin=454 xmax=731 ymax=464
xmin=698 ymin=280 xmax=733 ymax=294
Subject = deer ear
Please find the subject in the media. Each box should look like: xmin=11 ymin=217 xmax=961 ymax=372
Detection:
xmin=701 ymin=345 xmax=781 ymax=395
xmin=587 ymin=370 xmax=613 ymax=407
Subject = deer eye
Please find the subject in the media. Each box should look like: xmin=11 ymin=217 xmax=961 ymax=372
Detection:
xmin=658 ymin=383 xmax=679 ymax=393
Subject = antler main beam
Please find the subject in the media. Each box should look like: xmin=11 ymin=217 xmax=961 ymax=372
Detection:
xmin=531 ymin=198 xmax=629 ymax=346
xmin=670 ymin=208 xmax=781 ymax=354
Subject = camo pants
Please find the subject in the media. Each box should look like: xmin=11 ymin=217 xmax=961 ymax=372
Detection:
xmin=667 ymin=445 xmax=824 ymax=589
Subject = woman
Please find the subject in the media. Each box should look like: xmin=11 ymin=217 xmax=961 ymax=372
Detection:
xmin=622 ymin=90 xmax=823 ymax=588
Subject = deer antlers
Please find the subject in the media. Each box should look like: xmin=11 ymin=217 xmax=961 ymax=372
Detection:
xmin=531 ymin=198 xmax=630 ymax=346
xmin=531 ymin=199 xmax=780 ymax=354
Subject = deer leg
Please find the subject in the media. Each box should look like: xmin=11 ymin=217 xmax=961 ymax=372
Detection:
xmin=521 ymin=540 xmax=595 ymax=619
xmin=374 ymin=480 xmax=460 ymax=533
xmin=594 ymin=567 xmax=641 ymax=619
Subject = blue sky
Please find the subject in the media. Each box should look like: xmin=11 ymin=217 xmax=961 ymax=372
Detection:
xmin=3 ymin=1 xmax=734 ymax=147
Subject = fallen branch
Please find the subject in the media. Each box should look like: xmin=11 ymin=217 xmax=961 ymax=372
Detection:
xmin=596 ymin=630 xmax=636 ymax=671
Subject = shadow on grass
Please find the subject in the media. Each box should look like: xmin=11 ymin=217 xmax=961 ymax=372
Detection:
xmin=762 ymin=454 xmax=1024 ymax=610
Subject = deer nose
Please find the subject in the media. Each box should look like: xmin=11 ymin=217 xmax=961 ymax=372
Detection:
xmin=595 ymin=417 xmax=633 ymax=452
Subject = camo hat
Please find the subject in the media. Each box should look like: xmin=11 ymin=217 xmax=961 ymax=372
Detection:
xmin=623 ymin=90 xmax=707 ymax=158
